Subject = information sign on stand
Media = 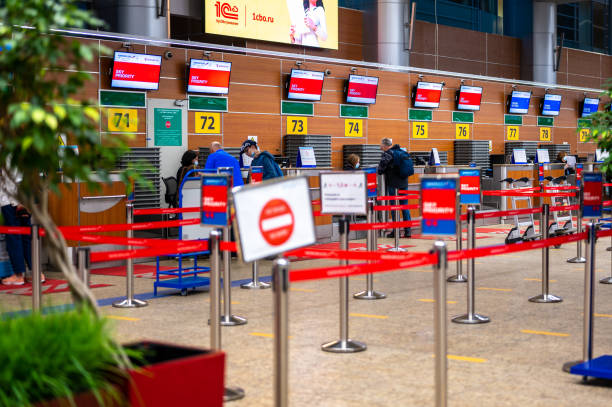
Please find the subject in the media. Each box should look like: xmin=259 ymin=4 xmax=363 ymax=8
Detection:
xmin=511 ymin=149 xmax=527 ymax=164
xmin=296 ymin=146 xmax=316 ymax=168
xmin=576 ymin=163 xmax=583 ymax=187
xmin=459 ymin=169 xmax=481 ymax=205
xmin=233 ymin=177 xmax=316 ymax=263
xmin=250 ymin=166 xmax=263 ymax=184
xmin=320 ymin=172 xmax=367 ymax=215
xmin=364 ymin=167 xmax=378 ymax=198
xmin=429 ymin=148 xmax=441 ymax=166
xmin=536 ymin=149 xmax=550 ymax=163
xmin=538 ymin=163 xmax=545 ymax=182
xmin=201 ymin=174 xmax=230 ymax=226
xmin=582 ymin=172 xmax=603 ymax=219
xmin=420 ymin=175 xmax=459 ymax=236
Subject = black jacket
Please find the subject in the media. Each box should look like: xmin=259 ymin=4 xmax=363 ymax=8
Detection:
xmin=377 ymin=144 xmax=408 ymax=189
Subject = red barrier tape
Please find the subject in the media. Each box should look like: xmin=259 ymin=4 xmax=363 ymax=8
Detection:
xmin=398 ymin=190 xmax=420 ymax=195
xmin=550 ymin=204 xmax=579 ymax=212
xmin=483 ymin=190 xmax=575 ymax=197
xmin=311 ymin=200 xmax=321 ymax=206
xmin=604 ymin=183 xmax=612 ymax=187
xmin=220 ymin=241 xmax=237 ymax=252
xmin=542 ymin=186 xmax=579 ymax=191
xmin=376 ymin=195 xmax=418 ymax=201
xmin=133 ymin=207 xmax=200 ymax=216
xmin=373 ymin=204 xmax=420 ymax=211
xmin=0 ymin=226 xmax=30 ymax=235
xmin=62 ymin=233 xmax=170 ymax=247
xmin=597 ymin=228 xmax=612 ymax=238
xmin=286 ymin=247 xmax=428 ymax=262
xmin=350 ymin=220 xmax=420 ymax=231
xmin=473 ymin=207 xmax=542 ymax=220
xmin=59 ymin=218 xmax=200 ymax=234
xmin=91 ymin=240 xmax=209 ymax=262
xmin=604 ymin=200 xmax=612 ymax=207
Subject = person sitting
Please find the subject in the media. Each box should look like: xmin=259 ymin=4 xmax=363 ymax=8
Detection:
xmin=243 ymin=141 xmax=283 ymax=180
xmin=204 ymin=142 xmax=244 ymax=187
xmin=344 ymin=154 xmax=360 ymax=170
xmin=176 ymin=150 xmax=198 ymax=188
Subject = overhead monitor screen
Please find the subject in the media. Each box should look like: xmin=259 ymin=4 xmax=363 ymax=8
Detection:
xmin=287 ymin=69 xmax=325 ymax=101
xmin=111 ymin=51 xmax=162 ymax=91
xmin=346 ymin=75 xmax=379 ymax=104
xmin=457 ymin=85 xmax=482 ymax=111
xmin=187 ymin=59 xmax=232 ymax=94
xmin=582 ymin=98 xmax=599 ymax=117
xmin=508 ymin=90 xmax=531 ymax=114
xmin=541 ymin=94 xmax=562 ymax=116
xmin=414 ymin=82 xmax=443 ymax=108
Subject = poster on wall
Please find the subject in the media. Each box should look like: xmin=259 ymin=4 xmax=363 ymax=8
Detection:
xmin=204 ymin=0 xmax=338 ymax=50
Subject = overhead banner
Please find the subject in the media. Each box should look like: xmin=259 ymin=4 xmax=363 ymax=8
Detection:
xmin=205 ymin=0 xmax=338 ymax=50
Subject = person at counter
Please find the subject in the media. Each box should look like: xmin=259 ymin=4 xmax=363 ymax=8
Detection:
xmin=555 ymin=151 xmax=576 ymax=175
xmin=377 ymin=138 xmax=414 ymax=238
xmin=204 ymin=142 xmax=244 ymax=187
xmin=242 ymin=140 xmax=283 ymax=180
xmin=343 ymin=154 xmax=360 ymax=170
xmin=176 ymin=150 xmax=198 ymax=187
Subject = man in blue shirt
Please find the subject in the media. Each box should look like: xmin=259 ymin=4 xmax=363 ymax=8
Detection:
xmin=204 ymin=142 xmax=244 ymax=187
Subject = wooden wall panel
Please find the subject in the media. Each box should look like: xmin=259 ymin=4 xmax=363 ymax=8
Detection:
xmin=228 ymin=84 xmax=281 ymax=114
xmin=224 ymin=113 xmax=282 ymax=154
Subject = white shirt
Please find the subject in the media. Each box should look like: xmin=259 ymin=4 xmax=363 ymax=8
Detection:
xmin=300 ymin=6 xmax=328 ymax=47
xmin=563 ymin=155 xmax=576 ymax=169
xmin=0 ymin=170 xmax=19 ymax=207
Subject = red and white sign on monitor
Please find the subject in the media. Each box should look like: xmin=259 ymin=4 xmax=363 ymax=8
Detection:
xmin=288 ymin=69 xmax=325 ymax=101
xmin=111 ymin=52 xmax=162 ymax=91
xmin=187 ymin=59 xmax=232 ymax=94
xmin=347 ymin=75 xmax=379 ymax=104
xmin=414 ymin=82 xmax=443 ymax=108
xmin=457 ymin=86 xmax=482 ymax=111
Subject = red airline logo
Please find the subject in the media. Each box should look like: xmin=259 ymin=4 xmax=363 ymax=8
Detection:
xmin=215 ymin=2 xmax=239 ymax=20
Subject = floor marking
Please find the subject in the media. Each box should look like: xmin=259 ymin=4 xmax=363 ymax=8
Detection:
xmin=524 ymin=278 xmax=557 ymax=283
xmin=520 ymin=329 xmax=569 ymax=337
xmin=595 ymin=313 xmax=612 ymax=318
xmin=447 ymin=354 xmax=488 ymax=363
xmin=477 ymin=287 xmax=513 ymax=292
xmin=418 ymin=299 xmax=457 ymax=304
xmin=349 ymin=313 xmax=389 ymax=320
xmin=249 ymin=332 xmax=293 ymax=339
xmin=290 ymin=287 xmax=315 ymax=293
xmin=106 ymin=315 xmax=140 ymax=321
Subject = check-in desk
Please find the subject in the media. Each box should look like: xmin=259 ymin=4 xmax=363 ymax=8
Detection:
xmin=489 ymin=164 xmax=535 ymax=211
xmin=582 ymin=162 xmax=602 ymax=172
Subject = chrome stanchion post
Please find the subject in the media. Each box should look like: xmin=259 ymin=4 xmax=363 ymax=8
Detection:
xmin=220 ymin=226 xmax=247 ymax=325
xmin=387 ymin=197 xmax=406 ymax=252
xmin=210 ymin=229 xmax=245 ymax=401
xmin=113 ymin=202 xmax=147 ymax=308
xmin=378 ymin=175 xmax=387 ymax=237
xmin=31 ymin=224 xmax=42 ymax=312
xmin=568 ymin=186 xmax=586 ymax=263
xmin=241 ymin=260 xmax=271 ymax=289
xmin=322 ymin=216 xmax=367 ymax=353
xmin=452 ymin=206 xmax=490 ymax=324
xmin=529 ymin=204 xmax=562 ymax=303
xmin=354 ymin=200 xmax=386 ymax=300
xmin=448 ymin=209 xmax=467 ymax=283
xmin=77 ymin=247 xmax=91 ymax=288
xmin=433 ymin=240 xmax=448 ymax=407
xmin=273 ymin=257 xmax=290 ymax=407
xmin=583 ymin=222 xmax=597 ymax=364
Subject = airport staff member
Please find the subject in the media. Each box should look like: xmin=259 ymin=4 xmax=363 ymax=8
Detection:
xmin=204 ymin=142 xmax=244 ymax=187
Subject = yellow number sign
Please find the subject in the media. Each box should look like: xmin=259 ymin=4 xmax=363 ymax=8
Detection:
xmin=287 ymin=116 xmax=308 ymax=135
xmin=456 ymin=124 xmax=470 ymax=139
xmin=344 ymin=119 xmax=363 ymax=137
xmin=539 ymin=127 xmax=551 ymax=142
xmin=507 ymin=126 xmax=519 ymax=141
xmin=412 ymin=122 xmax=428 ymax=139
xmin=107 ymin=108 xmax=138 ymax=132
xmin=195 ymin=112 xmax=221 ymax=134
xmin=579 ymin=128 xmax=590 ymax=142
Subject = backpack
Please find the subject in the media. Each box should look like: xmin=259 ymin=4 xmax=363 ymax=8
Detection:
xmin=392 ymin=149 xmax=414 ymax=179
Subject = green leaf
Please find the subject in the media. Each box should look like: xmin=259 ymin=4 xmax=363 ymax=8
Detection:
xmin=21 ymin=137 xmax=33 ymax=152
xmin=44 ymin=113 xmax=58 ymax=130
xmin=83 ymin=106 xmax=100 ymax=122
xmin=53 ymin=104 xmax=67 ymax=120
xmin=31 ymin=108 xmax=45 ymax=124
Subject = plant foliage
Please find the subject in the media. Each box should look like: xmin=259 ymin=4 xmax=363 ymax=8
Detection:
xmin=585 ymin=79 xmax=612 ymax=174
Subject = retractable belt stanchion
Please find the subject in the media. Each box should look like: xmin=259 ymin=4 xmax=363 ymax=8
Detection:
xmin=568 ymin=186 xmax=586 ymax=263
xmin=378 ymin=175 xmax=387 ymax=237
xmin=77 ymin=247 xmax=91 ymax=288
xmin=209 ymin=229 xmax=245 ymax=401
xmin=529 ymin=204 xmax=562 ymax=303
xmin=113 ymin=202 xmax=147 ymax=308
xmin=452 ymin=206 xmax=490 ymax=324
xmin=241 ymin=260 xmax=270 ymax=289
xmin=448 ymin=212 xmax=467 ymax=283
xmin=354 ymin=200 xmax=386 ymax=300
xmin=31 ymin=224 xmax=42 ymax=312
xmin=433 ymin=240 xmax=448 ymax=407
xmin=388 ymin=195 xmax=406 ymax=252
xmin=220 ymin=226 xmax=247 ymax=326
xmin=273 ymin=257 xmax=290 ymax=407
xmin=322 ymin=216 xmax=366 ymax=353
xmin=583 ymin=222 xmax=597 ymax=368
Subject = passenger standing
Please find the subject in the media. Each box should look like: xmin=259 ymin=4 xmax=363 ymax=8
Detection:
xmin=377 ymin=138 xmax=414 ymax=238
xmin=204 ymin=142 xmax=244 ymax=187
xmin=244 ymin=141 xmax=283 ymax=180
xmin=176 ymin=150 xmax=198 ymax=187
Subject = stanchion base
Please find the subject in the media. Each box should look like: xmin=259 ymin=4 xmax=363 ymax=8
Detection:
xmin=112 ymin=298 xmax=148 ymax=308
xmin=223 ymin=386 xmax=245 ymax=402
xmin=240 ymin=280 xmax=271 ymax=289
xmin=387 ymin=247 xmax=407 ymax=252
xmin=528 ymin=294 xmax=563 ymax=303
xmin=607 ymin=246 xmax=612 ymax=252
xmin=567 ymin=256 xmax=586 ymax=263
xmin=220 ymin=315 xmax=248 ymax=326
xmin=562 ymin=360 xmax=584 ymax=374
xmin=451 ymin=313 xmax=490 ymax=324
xmin=447 ymin=274 xmax=468 ymax=283
xmin=321 ymin=339 xmax=367 ymax=353
xmin=353 ymin=290 xmax=386 ymax=300
xmin=599 ymin=276 xmax=612 ymax=284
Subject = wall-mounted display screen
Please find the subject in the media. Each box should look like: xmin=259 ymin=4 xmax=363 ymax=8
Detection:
xmin=457 ymin=85 xmax=482 ymax=111
xmin=187 ymin=59 xmax=232 ymax=94
xmin=204 ymin=0 xmax=339 ymax=50
xmin=508 ymin=90 xmax=531 ymax=114
xmin=414 ymin=82 xmax=443 ymax=108
xmin=541 ymin=94 xmax=562 ymax=116
xmin=346 ymin=75 xmax=378 ymax=104
xmin=111 ymin=51 xmax=162 ymax=91
xmin=582 ymin=97 xmax=599 ymax=117
xmin=287 ymin=69 xmax=325 ymax=101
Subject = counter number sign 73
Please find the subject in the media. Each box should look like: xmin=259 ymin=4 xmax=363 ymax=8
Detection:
xmin=287 ymin=116 xmax=308 ymax=135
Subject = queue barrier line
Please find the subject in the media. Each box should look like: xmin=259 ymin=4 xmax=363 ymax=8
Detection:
xmin=58 ymin=218 xmax=200 ymax=234
xmin=482 ymin=191 xmax=575 ymax=197
xmin=604 ymin=183 xmax=612 ymax=187
xmin=0 ymin=226 xmax=30 ymax=235
xmin=550 ymin=204 xmax=580 ymax=212
xmin=604 ymin=200 xmax=612 ymax=207
xmin=373 ymin=204 xmax=420 ymax=211
xmin=350 ymin=220 xmax=420 ymax=231
xmin=286 ymin=247 xmax=430 ymax=262
xmin=543 ymin=186 xmax=579 ymax=191
xmin=397 ymin=190 xmax=421 ymax=195
xmin=376 ymin=195 xmax=419 ymax=201
xmin=133 ymin=207 xmax=200 ymax=215
xmin=311 ymin=200 xmax=321 ymax=206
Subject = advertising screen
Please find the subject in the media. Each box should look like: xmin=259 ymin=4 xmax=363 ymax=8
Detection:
xmin=541 ymin=94 xmax=562 ymax=116
xmin=287 ymin=69 xmax=324 ymax=101
xmin=457 ymin=85 xmax=482 ymax=111
xmin=111 ymin=52 xmax=162 ymax=91
xmin=205 ymin=0 xmax=338 ymax=50
xmin=187 ymin=59 xmax=232 ymax=94
xmin=346 ymin=75 xmax=378 ymax=104
xmin=508 ymin=90 xmax=531 ymax=114
xmin=582 ymin=98 xmax=599 ymax=117
xmin=414 ymin=82 xmax=443 ymax=108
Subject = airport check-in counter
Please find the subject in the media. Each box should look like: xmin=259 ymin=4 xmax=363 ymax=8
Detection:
xmin=582 ymin=162 xmax=602 ymax=173
xmin=487 ymin=164 xmax=535 ymax=211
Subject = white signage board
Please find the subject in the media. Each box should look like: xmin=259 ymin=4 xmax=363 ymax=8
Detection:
xmin=430 ymin=148 xmax=441 ymax=165
xmin=513 ymin=149 xmax=527 ymax=164
xmin=233 ymin=176 xmax=316 ymax=262
xmin=320 ymin=172 xmax=367 ymax=215
xmin=536 ymin=149 xmax=550 ymax=163
xmin=297 ymin=146 xmax=317 ymax=167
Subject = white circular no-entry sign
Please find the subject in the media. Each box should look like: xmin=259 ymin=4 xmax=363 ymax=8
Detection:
xmin=259 ymin=198 xmax=294 ymax=246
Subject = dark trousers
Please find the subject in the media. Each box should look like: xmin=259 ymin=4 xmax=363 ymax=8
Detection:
xmin=387 ymin=186 xmax=411 ymax=229
xmin=1 ymin=205 xmax=32 ymax=276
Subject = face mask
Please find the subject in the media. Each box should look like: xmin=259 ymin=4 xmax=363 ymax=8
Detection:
xmin=193 ymin=160 xmax=198 ymax=167
xmin=355 ymin=163 xmax=360 ymax=168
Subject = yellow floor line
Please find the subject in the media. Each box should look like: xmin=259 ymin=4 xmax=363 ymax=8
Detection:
xmin=290 ymin=287 xmax=315 ymax=293
xmin=106 ymin=315 xmax=140 ymax=321
xmin=524 ymin=278 xmax=557 ymax=283
xmin=520 ymin=329 xmax=569 ymax=337
xmin=249 ymin=332 xmax=293 ymax=339
xmin=595 ymin=313 xmax=612 ymax=318
xmin=349 ymin=313 xmax=389 ymax=320
xmin=417 ymin=299 xmax=458 ymax=304
xmin=477 ymin=287 xmax=513 ymax=292
xmin=447 ymin=354 xmax=488 ymax=363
